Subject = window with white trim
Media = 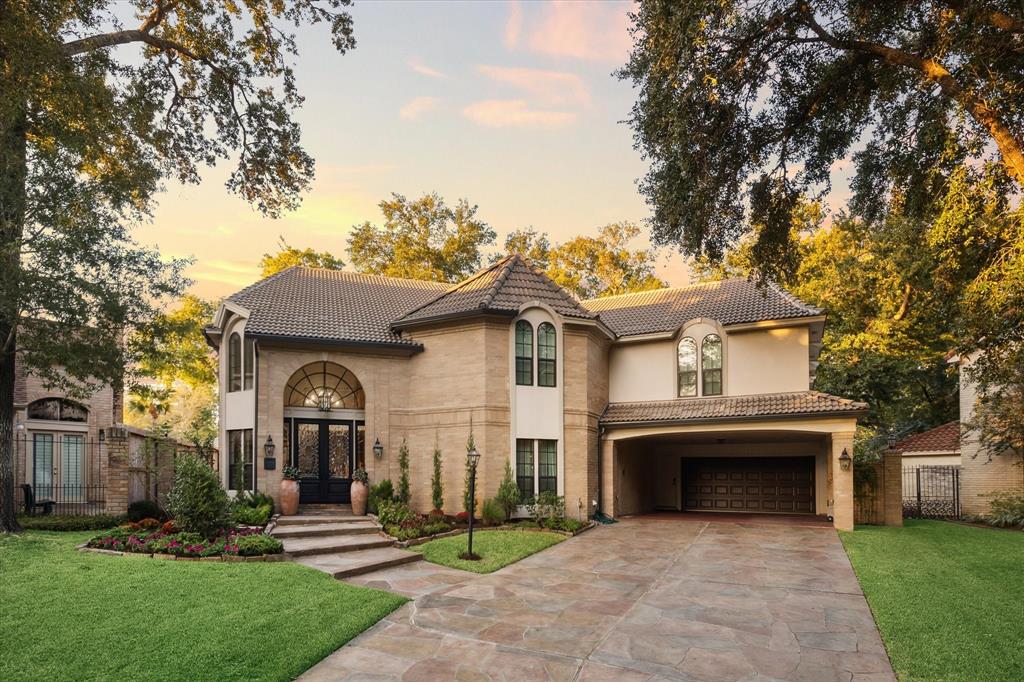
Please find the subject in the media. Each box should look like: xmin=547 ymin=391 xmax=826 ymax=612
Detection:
xmin=677 ymin=337 xmax=697 ymax=397
xmin=702 ymin=334 xmax=723 ymax=396
xmin=227 ymin=429 xmax=253 ymax=491
xmin=515 ymin=439 xmax=558 ymax=500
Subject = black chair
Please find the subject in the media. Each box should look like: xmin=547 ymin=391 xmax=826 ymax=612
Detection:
xmin=21 ymin=484 xmax=55 ymax=516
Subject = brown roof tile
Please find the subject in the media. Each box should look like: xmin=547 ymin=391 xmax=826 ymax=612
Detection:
xmin=227 ymin=267 xmax=448 ymax=347
xmin=601 ymin=391 xmax=867 ymax=425
xmin=895 ymin=421 xmax=960 ymax=453
xmin=584 ymin=279 xmax=822 ymax=337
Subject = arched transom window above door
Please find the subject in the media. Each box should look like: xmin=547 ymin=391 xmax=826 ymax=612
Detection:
xmin=284 ymin=362 xmax=365 ymax=410
xmin=27 ymin=398 xmax=88 ymax=422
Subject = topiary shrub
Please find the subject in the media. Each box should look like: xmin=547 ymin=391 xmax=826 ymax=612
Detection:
xmin=17 ymin=514 xmax=124 ymax=531
xmin=431 ymin=438 xmax=444 ymax=512
xmin=167 ymin=453 xmax=231 ymax=539
xmin=495 ymin=459 xmax=520 ymax=521
xmin=397 ymin=439 xmax=411 ymax=504
xmin=127 ymin=499 xmax=164 ymax=522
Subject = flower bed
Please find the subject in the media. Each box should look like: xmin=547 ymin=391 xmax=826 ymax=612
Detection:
xmin=82 ymin=518 xmax=283 ymax=560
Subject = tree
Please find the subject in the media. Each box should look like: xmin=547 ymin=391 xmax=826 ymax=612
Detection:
xmin=496 ymin=228 xmax=551 ymax=270
xmin=495 ymin=459 xmax=520 ymax=522
xmin=463 ymin=430 xmax=477 ymax=517
xmin=259 ymin=237 xmax=345 ymax=277
xmin=430 ymin=434 xmax=444 ymax=512
xmin=397 ymin=439 xmax=411 ymax=505
xmin=136 ymin=295 xmax=218 ymax=389
xmin=547 ymin=222 xmax=666 ymax=299
xmin=0 ymin=1 xmax=357 ymax=533
xmin=347 ymin=193 xmax=497 ymax=283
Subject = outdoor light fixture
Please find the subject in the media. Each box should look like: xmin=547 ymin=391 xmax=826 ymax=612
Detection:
xmin=373 ymin=438 xmax=384 ymax=459
xmin=839 ymin=448 xmax=852 ymax=472
xmin=317 ymin=390 xmax=332 ymax=412
xmin=887 ymin=431 xmax=898 ymax=450
xmin=465 ymin=445 xmax=482 ymax=559
xmin=263 ymin=435 xmax=276 ymax=470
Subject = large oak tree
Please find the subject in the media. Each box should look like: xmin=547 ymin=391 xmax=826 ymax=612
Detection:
xmin=0 ymin=0 xmax=355 ymax=532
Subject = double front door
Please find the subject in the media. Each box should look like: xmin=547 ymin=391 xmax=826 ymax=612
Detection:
xmin=293 ymin=419 xmax=364 ymax=504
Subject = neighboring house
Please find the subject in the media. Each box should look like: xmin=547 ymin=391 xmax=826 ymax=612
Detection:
xmin=204 ymin=256 xmax=866 ymax=530
xmin=12 ymin=353 xmax=121 ymax=513
xmin=948 ymin=353 xmax=1024 ymax=516
xmin=895 ymin=422 xmax=961 ymax=468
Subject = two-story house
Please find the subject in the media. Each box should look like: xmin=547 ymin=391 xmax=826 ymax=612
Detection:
xmin=204 ymin=255 xmax=865 ymax=530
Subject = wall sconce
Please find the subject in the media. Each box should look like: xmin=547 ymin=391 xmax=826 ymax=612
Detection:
xmin=839 ymin=448 xmax=852 ymax=472
xmin=263 ymin=435 xmax=277 ymax=470
xmin=372 ymin=438 xmax=384 ymax=459
xmin=886 ymin=431 xmax=898 ymax=450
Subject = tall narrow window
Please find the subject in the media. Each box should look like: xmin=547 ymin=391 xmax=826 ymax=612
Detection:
xmin=515 ymin=321 xmax=533 ymax=385
xmin=537 ymin=322 xmax=556 ymax=387
xmin=243 ymin=336 xmax=255 ymax=390
xmin=516 ymin=439 xmax=534 ymax=501
xmin=702 ymin=334 xmax=723 ymax=396
xmin=228 ymin=332 xmax=242 ymax=392
xmin=538 ymin=440 xmax=557 ymax=493
xmin=677 ymin=337 xmax=697 ymax=397
xmin=228 ymin=429 xmax=253 ymax=490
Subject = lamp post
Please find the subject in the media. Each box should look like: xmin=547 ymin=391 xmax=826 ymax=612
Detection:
xmin=465 ymin=445 xmax=481 ymax=559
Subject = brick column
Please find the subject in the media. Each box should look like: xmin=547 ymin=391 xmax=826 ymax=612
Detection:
xmin=104 ymin=426 xmax=130 ymax=515
xmin=882 ymin=450 xmax=904 ymax=526
xmin=600 ymin=439 xmax=616 ymax=517
xmin=831 ymin=432 xmax=855 ymax=531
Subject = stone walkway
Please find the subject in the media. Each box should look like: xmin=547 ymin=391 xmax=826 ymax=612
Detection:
xmin=301 ymin=517 xmax=894 ymax=681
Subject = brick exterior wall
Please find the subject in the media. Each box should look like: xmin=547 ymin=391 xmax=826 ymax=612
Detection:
xmin=104 ymin=426 xmax=130 ymax=515
xmin=854 ymin=451 xmax=903 ymax=527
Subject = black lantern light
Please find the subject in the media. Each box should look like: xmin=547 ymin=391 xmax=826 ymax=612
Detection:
xmin=839 ymin=448 xmax=852 ymax=472
xmin=887 ymin=431 xmax=898 ymax=450
xmin=263 ymin=435 xmax=276 ymax=470
xmin=373 ymin=438 xmax=384 ymax=459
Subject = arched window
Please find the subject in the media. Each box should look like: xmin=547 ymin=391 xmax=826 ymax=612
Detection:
xmin=228 ymin=332 xmax=242 ymax=392
xmin=537 ymin=322 xmax=556 ymax=387
xmin=702 ymin=334 xmax=723 ymax=396
xmin=243 ymin=336 xmax=255 ymax=390
xmin=677 ymin=337 xmax=697 ymax=397
xmin=515 ymin=320 xmax=533 ymax=386
xmin=284 ymin=361 xmax=365 ymax=410
xmin=27 ymin=398 xmax=88 ymax=422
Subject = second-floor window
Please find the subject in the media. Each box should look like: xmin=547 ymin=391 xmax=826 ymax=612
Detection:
xmin=243 ymin=336 xmax=255 ymax=390
xmin=678 ymin=333 xmax=724 ymax=398
xmin=677 ymin=337 xmax=697 ymax=397
xmin=702 ymin=334 xmax=723 ymax=396
xmin=515 ymin=321 xmax=533 ymax=386
xmin=537 ymin=323 xmax=557 ymax=387
xmin=228 ymin=332 xmax=242 ymax=392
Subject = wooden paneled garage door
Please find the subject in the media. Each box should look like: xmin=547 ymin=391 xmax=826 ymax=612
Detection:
xmin=682 ymin=457 xmax=815 ymax=514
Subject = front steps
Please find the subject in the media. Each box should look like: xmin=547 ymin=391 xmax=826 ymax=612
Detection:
xmin=272 ymin=505 xmax=423 ymax=579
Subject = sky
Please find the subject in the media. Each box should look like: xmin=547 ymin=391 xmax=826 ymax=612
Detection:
xmin=134 ymin=0 xmax=693 ymax=300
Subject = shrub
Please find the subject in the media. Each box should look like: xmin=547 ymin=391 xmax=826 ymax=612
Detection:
xmin=232 ymin=504 xmax=272 ymax=527
xmin=463 ymin=432 xmax=478 ymax=516
xmin=431 ymin=438 xmax=444 ymax=511
xmin=546 ymin=517 xmax=585 ymax=533
xmin=376 ymin=500 xmax=415 ymax=528
xmin=397 ymin=439 xmax=411 ymax=504
xmin=231 ymin=534 xmax=283 ymax=556
xmin=127 ymin=500 xmax=164 ymax=522
xmin=422 ymin=521 xmax=450 ymax=536
xmin=481 ymin=497 xmax=504 ymax=526
xmin=985 ymin=490 xmax=1024 ymax=529
xmin=368 ymin=479 xmax=394 ymax=514
xmin=528 ymin=491 xmax=565 ymax=528
xmin=167 ymin=453 xmax=231 ymax=539
xmin=495 ymin=459 xmax=520 ymax=521
xmin=455 ymin=511 xmax=469 ymax=523
xmin=19 ymin=514 xmax=124 ymax=531
xmin=235 ymin=490 xmax=274 ymax=510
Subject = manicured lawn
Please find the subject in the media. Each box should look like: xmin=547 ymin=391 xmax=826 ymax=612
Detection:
xmin=841 ymin=520 xmax=1024 ymax=681
xmin=0 ymin=531 xmax=406 ymax=682
xmin=410 ymin=530 xmax=564 ymax=573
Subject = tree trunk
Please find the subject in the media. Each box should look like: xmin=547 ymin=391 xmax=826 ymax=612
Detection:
xmin=0 ymin=39 xmax=27 ymax=533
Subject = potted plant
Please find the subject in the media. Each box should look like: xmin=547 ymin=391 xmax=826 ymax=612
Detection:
xmin=351 ymin=468 xmax=369 ymax=516
xmin=280 ymin=466 xmax=301 ymax=516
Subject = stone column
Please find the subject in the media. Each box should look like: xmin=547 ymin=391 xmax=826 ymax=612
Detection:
xmin=882 ymin=450 xmax=904 ymax=527
xmin=831 ymin=432 xmax=855 ymax=531
xmin=600 ymin=439 xmax=616 ymax=518
xmin=104 ymin=426 xmax=130 ymax=515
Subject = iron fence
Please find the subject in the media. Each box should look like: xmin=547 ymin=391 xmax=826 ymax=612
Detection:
xmin=902 ymin=465 xmax=961 ymax=518
xmin=14 ymin=434 xmax=108 ymax=516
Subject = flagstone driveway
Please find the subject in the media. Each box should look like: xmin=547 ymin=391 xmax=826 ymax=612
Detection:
xmin=302 ymin=517 xmax=894 ymax=681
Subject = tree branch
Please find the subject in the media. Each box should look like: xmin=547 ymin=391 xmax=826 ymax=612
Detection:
xmin=941 ymin=0 xmax=1024 ymax=33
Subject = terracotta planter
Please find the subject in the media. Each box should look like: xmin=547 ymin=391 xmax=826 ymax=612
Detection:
xmin=350 ymin=481 xmax=368 ymax=516
xmin=279 ymin=479 xmax=300 ymax=516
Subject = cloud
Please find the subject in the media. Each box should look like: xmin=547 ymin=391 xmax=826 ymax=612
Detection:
xmin=408 ymin=58 xmax=448 ymax=80
xmin=477 ymin=65 xmax=589 ymax=108
xmin=462 ymin=100 xmax=576 ymax=129
xmin=400 ymin=96 xmax=441 ymax=120
xmin=507 ymin=0 xmax=633 ymax=63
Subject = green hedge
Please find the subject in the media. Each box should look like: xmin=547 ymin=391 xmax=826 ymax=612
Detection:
xmin=16 ymin=515 xmax=125 ymax=531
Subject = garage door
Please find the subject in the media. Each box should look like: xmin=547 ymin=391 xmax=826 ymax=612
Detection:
xmin=682 ymin=457 xmax=815 ymax=514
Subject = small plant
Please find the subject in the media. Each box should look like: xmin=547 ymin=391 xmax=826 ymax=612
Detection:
xmin=282 ymin=465 xmax=301 ymax=481
xmin=352 ymin=467 xmax=369 ymax=485
xmin=232 ymin=534 xmax=284 ymax=556
xmin=397 ymin=439 xmax=411 ymax=504
xmin=495 ymin=459 xmax=520 ymax=521
xmin=463 ymin=430 xmax=478 ymax=517
xmin=431 ymin=434 xmax=444 ymax=512
xmin=481 ymin=497 xmax=504 ymax=526
xmin=232 ymin=504 xmax=272 ymax=526
xmin=368 ymin=479 xmax=394 ymax=514
xmin=376 ymin=500 xmax=415 ymax=528
xmin=167 ymin=453 xmax=231 ymax=539
xmin=127 ymin=499 xmax=164 ymax=522
xmin=984 ymin=489 xmax=1024 ymax=529
xmin=528 ymin=491 xmax=565 ymax=528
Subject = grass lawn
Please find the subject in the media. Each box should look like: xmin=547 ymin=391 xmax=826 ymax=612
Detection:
xmin=410 ymin=529 xmax=564 ymax=573
xmin=841 ymin=520 xmax=1024 ymax=681
xmin=0 ymin=531 xmax=406 ymax=682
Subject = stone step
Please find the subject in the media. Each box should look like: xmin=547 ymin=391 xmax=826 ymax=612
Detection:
xmin=272 ymin=521 xmax=380 ymax=539
xmin=283 ymin=534 xmax=393 ymax=557
xmin=294 ymin=547 xmax=424 ymax=579
xmin=298 ymin=504 xmax=353 ymax=513
xmin=276 ymin=514 xmax=367 ymax=526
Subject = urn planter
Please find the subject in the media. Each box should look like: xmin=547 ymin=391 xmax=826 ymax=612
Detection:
xmin=350 ymin=481 xmax=368 ymax=516
xmin=279 ymin=479 xmax=300 ymax=516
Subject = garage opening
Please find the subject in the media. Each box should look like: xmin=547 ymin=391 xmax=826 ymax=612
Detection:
xmin=682 ymin=456 xmax=815 ymax=514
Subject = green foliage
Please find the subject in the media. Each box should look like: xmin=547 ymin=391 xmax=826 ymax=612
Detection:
xmin=430 ymin=438 xmax=444 ymax=511
xmin=16 ymin=514 xmax=123 ymax=531
xmin=527 ymin=491 xmax=565 ymax=528
xmin=375 ymin=500 xmax=414 ymax=529
xmin=166 ymin=454 xmax=230 ymax=539
xmin=233 ymin=534 xmax=284 ymax=557
xmin=282 ymin=466 xmax=301 ymax=481
xmin=397 ymin=439 xmax=411 ymax=505
xmin=234 ymin=490 xmax=274 ymax=510
xmin=463 ymin=431 xmax=478 ymax=516
xmin=259 ymin=237 xmax=345 ymax=277
xmin=127 ymin=500 xmax=164 ymax=522
xmin=495 ymin=459 xmax=520 ymax=522
xmin=232 ymin=504 xmax=272 ymax=527
xmin=547 ymin=222 xmax=665 ymax=299
xmin=480 ymin=498 xmax=504 ymax=526
xmin=135 ymin=295 xmax=218 ymax=389
xmin=499 ymin=228 xmax=551 ymax=270
xmin=982 ymin=490 xmax=1024 ymax=530
xmin=347 ymin=192 xmax=497 ymax=282
xmin=351 ymin=467 xmax=368 ymax=485
xmin=368 ymin=479 xmax=394 ymax=515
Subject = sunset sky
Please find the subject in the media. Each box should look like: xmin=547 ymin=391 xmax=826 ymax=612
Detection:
xmin=136 ymin=0 xmax=676 ymax=300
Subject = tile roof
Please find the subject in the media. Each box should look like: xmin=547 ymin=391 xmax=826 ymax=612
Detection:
xmin=393 ymin=254 xmax=597 ymax=326
xmin=601 ymin=391 xmax=867 ymax=425
xmin=226 ymin=267 xmax=448 ymax=347
xmin=583 ymin=279 xmax=822 ymax=337
xmin=895 ymin=421 xmax=960 ymax=453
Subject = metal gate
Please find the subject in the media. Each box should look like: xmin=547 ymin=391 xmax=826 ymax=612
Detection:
xmin=902 ymin=465 xmax=961 ymax=518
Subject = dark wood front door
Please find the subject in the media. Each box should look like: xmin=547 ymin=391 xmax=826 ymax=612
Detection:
xmin=682 ymin=457 xmax=815 ymax=514
xmin=293 ymin=419 xmax=363 ymax=504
